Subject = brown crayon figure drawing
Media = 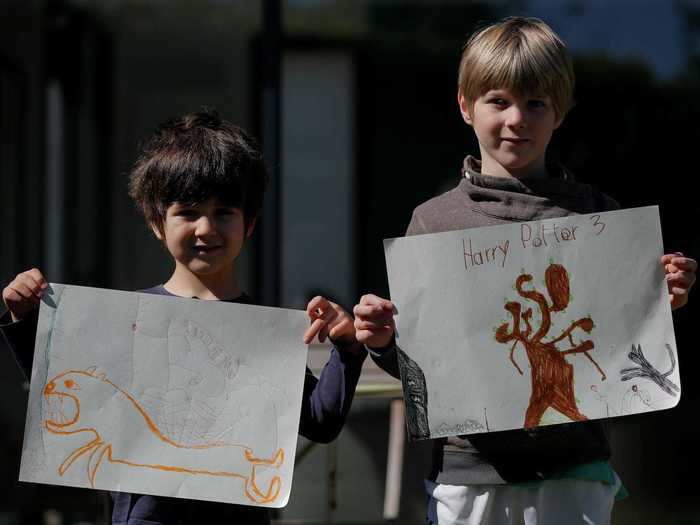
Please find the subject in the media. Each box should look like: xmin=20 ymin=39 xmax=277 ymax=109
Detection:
xmin=43 ymin=368 xmax=284 ymax=504
xmin=495 ymin=263 xmax=606 ymax=428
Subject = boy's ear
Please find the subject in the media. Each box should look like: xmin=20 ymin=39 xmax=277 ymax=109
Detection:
xmin=458 ymin=92 xmax=473 ymax=126
xmin=245 ymin=217 xmax=257 ymax=239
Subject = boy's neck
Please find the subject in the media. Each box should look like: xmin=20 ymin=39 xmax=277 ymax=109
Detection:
xmin=163 ymin=263 xmax=242 ymax=301
xmin=480 ymin=155 xmax=548 ymax=180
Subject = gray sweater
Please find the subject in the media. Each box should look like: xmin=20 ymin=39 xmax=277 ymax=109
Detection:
xmin=372 ymin=156 xmax=618 ymax=485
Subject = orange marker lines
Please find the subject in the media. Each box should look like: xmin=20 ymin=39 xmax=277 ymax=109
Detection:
xmin=43 ymin=368 xmax=284 ymax=503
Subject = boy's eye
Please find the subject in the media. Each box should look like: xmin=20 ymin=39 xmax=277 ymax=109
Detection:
xmin=215 ymin=208 xmax=240 ymax=220
xmin=528 ymin=100 xmax=547 ymax=109
xmin=488 ymin=98 xmax=508 ymax=106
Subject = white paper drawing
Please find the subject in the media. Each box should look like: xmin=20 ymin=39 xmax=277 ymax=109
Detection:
xmin=384 ymin=206 xmax=679 ymax=440
xmin=20 ymin=285 xmax=309 ymax=507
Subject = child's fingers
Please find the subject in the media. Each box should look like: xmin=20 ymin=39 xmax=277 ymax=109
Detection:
xmin=3 ymin=286 xmax=38 ymax=307
xmin=662 ymin=254 xmax=697 ymax=273
xmin=663 ymin=263 xmax=695 ymax=278
xmin=667 ymin=265 xmax=694 ymax=310
xmin=8 ymin=280 xmax=41 ymax=301
xmin=16 ymin=273 xmax=46 ymax=297
xmin=318 ymin=308 xmax=339 ymax=327
xmin=303 ymin=318 xmax=326 ymax=344
xmin=669 ymin=289 xmax=689 ymax=310
xmin=359 ymin=294 xmax=396 ymax=312
xmin=666 ymin=269 xmax=696 ymax=283
xmin=25 ymin=268 xmax=48 ymax=289
xmin=2 ymin=284 xmax=41 ymax=322
xmin=328 ymin=317 xmax=354 ymax=341
xmin=353 ymin=303 xmax=395 ymax=322
xmin=318 ymin=324 xmax=330 ymax=343
xmin=669 ymin=285 xmax=690 ymax=297
xmin=355 ymin=326 xmax=394 ymax=349
xmin=355 ymin=319 xmax=392 ymax=331
xmin=666 ymin=271 xmax=696 ymax=290
xmin=306 ymin=296 xmax=330 ymax=319
xmin=661 ymin=252 xmax=683 ymax=264
xmin=670 ymin=257 xmax=697 ymax=273
xmin=306 ymin=297 xmax=342 ymax=328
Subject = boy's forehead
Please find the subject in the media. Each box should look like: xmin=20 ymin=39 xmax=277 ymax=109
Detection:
xmin=167 ymin=196 xmax=240 ymax=209
xmin=479 ymin=87 xmax=551 ymax=99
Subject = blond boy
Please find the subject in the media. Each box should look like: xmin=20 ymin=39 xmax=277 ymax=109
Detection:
xmin=353 ymin=17 xmax=696 ymax=524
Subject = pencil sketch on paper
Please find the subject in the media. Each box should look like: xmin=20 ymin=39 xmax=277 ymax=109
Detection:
xmin=136 ymin=319 xmax=280 ymax=452
xmin=620 ymin=343 xmax=679 ymax=396
xmin=396 ymin=348 xmax=430 ymax=440
xmin=589 ymin=384 xmax=612 ymax=418
xmin=43 ymin=367 xmax=284 ymax=504
xmin=621 ymin=384 xmax=653 ymax=414
xmin=494 ymin=263 xmax=606 ymax=428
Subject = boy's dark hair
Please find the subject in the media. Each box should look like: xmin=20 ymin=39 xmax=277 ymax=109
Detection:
xmin=129 ymin=111 xmax=268 ymax=235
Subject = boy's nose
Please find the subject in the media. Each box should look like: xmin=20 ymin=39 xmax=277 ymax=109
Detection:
xmin=195 ymin=216 xmax=215 ymax=235
xmin=505 ymin=106 xmax=526 ymax=128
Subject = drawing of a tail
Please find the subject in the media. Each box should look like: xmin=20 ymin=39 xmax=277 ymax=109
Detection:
xmin=244 ymin=448 xmax=285 ymax=503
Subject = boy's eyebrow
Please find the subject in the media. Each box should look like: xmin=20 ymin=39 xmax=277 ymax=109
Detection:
xmin=482 ymin=90 xmax=551 ymax=100
xmin=170 ymin=199 xmax=241 ymax=209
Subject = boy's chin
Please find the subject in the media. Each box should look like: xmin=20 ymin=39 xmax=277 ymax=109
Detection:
xmin=185 ymin=260 xmax=234 ymax=277
xmin=498 ymin=156 xmax=544 ymax=177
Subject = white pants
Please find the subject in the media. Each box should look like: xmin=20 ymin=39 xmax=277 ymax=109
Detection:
xmin=425 ymin=476 xmax=620 ymax=525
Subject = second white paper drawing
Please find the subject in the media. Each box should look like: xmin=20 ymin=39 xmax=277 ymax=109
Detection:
xmin=384 ymin=207 xmax=679 ymax=440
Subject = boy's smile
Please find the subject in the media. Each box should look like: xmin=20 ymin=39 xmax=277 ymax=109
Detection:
xmin=192 ymin=244 xmax=223 ymax=255
xmin=459 ymin=89 xmax=562 ymax=179
xmin=153 ymin=197 xmax=254 ymax=297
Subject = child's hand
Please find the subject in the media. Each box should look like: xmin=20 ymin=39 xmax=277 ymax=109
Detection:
xmin=2 ymin=269 xmax=48 ymax=322
xmin=353 ymin=294 xmax=396 ymax=349
xmin=303 ymin=296 xmax=357 ymax=346
xmin=662 ymin=253 xmax=697 ymax=310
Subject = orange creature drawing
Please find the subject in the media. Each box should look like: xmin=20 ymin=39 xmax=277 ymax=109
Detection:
xmin=495 ymin=263 xmax=606 ymax=428
xmin=43 ymin=368 xmax=284 ymax=504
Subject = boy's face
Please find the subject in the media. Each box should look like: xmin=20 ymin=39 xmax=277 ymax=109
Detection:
xmin=153 ymin=197 xmax=254 ymax=279
xmin=459 ymin=89 xmax=562 ymax=179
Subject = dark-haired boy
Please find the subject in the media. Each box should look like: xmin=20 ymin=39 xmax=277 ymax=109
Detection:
xmin=2 ymin=111 xmax=366 ymax=525
xmin=353 ymin=17 xmax=696 ymax=524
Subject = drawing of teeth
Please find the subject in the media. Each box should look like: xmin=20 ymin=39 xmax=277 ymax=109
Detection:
xmin=185 ymin=321 xmax=240 ymax=380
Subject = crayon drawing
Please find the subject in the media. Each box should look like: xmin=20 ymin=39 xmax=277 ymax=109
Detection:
xmin=383 ymin=207 xmax=680 ymax=439
xmin=20 ymin=284 xmax=309 ymax=507
xmin=43 ymin=368 xmax=284 ymax=503
xmin=494 ymin=263 xmax=606 ymax=428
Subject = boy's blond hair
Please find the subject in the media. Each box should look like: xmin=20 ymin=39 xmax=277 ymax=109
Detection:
xmin=458 ymin=17 xmax=574 ymax=118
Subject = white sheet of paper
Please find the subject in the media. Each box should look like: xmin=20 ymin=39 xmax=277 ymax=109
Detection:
xmin=384 ymin=206 xmax=679 ymax=440
xmin=20 ymin=284 xmax=309 ymax=507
